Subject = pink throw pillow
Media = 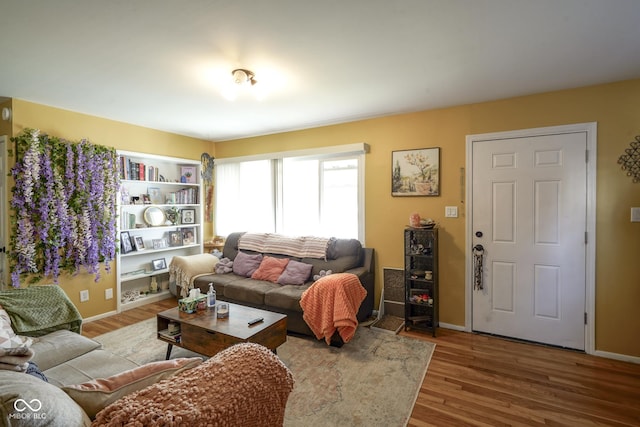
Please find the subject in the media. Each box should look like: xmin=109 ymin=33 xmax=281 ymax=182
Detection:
xmin=251 ymin=256 xmax=290 ymax=283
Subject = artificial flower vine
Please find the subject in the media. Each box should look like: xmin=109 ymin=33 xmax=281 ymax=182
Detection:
xmin=9 ymin=129 xmax=119 ymax=287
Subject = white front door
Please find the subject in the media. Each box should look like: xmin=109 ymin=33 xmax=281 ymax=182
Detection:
xmin=469 ymin=126 xmax=591 ymax=350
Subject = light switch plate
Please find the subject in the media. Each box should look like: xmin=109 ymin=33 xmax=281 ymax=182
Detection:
xmin=445 ymin=206 xmax=458 ymax=218
xmin=631 ymin=207 xmax=640 ymax=222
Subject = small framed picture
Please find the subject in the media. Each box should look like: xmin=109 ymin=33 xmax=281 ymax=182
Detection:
xmin=148 ymin=187 xmax=162 ymax=204
xmin=181 ymin=227 xmax=196 ymax=245
xmin=152 ymin=238 xmax=168 ymax=249
xmin=181 ymin=208 xmax=196 ymax=224
xmin=142 ymin=194 xmax=151 ymax=204
xmin=134 ymin=236 xmax=145 ymax=251
xmin=152 ymin=258 xmax=167 ymax=271
xmin=120 ymin=231 xmax=133 ymax=254
xmin=180 ymin=166 xmax=197 ymax=184
xmin=391 ymin=147 xmax=440 ymax=197
xmin=169 ymin=230 xmax=183 ymax=247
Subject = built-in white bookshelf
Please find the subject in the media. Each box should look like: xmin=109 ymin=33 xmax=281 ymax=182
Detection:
xmin=116 ymin=150 xmax=203 ymax=311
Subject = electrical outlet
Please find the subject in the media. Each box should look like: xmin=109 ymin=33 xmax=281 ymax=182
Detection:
xmin=80 ymin=290 xmax=89 ymax=302
xmin=631 ymin=207 xmax=640 ymax=222
xmin=445 ymin=206 xmax=458 ymax=218
xmin=105 ymin=288 xmax=113 ymax=300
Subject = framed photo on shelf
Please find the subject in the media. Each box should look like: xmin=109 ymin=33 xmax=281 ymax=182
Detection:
xmin=151 ymin=258 xmax=167 ymax=271
xmin=169 ymin=230 xmax=183 ymax=247
xmin=152 ymin=238 xmax=168 ymax=250
xmin=181 ymin=208 xmax=196 ymax=224
xmin=181 ymin=227 xmax=196 ymax=245
xmin=391 ymin=147 xmax=440 ymax=197
xmin=134 ymin=236 xmax=145 ymax=251
xmin=120 ymin=231 xmax=134 ymax=254
xmin=148 ymin=187 xmax=162 ymax=204
xmin=180 ymin=166 xmax=197 ymax=184
xmin=142 ymin=194 xmax=151 ymax=204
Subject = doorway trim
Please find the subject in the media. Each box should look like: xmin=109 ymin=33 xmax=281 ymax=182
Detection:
xmin=465 ymin=122 xmax=597 ymax=355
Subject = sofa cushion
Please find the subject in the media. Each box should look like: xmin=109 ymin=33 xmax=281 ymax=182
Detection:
xmin=0 ymin=370 xmax=91 ymax=426
xmin=251 ymin=256 xmax=290 ymax=282
xmin=232 ymin=251 xmax=263 ymax=277
xmin=0 ymin=306 xmax=33 ymax=349
xmin=30 ymin=330 xmax=101 ymax=372
xmin=62 ymin=357 xmax=202 ymax=419
xmin=265 ymin=285 xmax=310 ymax=312
xmin=277 ymin=260 xmax=313 ymax=285
xmin=43 ymin=348 xmax=141 ymax=387
xmin=223 ymin=278 xmax=279 ymax=306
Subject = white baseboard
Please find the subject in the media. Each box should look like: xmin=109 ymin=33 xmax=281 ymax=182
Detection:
xmin=83 ymin=310 xmax=117 ymax=323
xmin=593 ymin=350 xmax=640 ymax=364
xmin=438 ymin=323 xmax=640 ymax=364
xmin=438 ymin=322 xmax=465 ymax=331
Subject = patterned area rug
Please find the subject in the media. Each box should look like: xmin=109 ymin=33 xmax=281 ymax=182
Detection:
xmin=95 ymin=318 xmax=434 ymax=427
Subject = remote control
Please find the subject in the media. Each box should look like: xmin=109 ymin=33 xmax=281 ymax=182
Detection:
xmin=248 ymin=317 xmax=264 ymax=325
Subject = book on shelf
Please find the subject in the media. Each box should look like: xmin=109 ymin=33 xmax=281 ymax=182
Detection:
xmin=119 ymin=156 xmax=160 ymax=182
xmin=158 ymin=329 xmax=181 ymax=343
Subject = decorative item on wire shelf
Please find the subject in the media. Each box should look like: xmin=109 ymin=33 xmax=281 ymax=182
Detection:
xmin=408 ymin=212 xmax=436 ymax=229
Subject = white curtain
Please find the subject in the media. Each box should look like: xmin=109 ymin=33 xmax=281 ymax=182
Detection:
xmin=215 ymin=160 xmax=275 ymax=236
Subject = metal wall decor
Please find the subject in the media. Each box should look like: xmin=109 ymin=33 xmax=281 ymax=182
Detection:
xmin=618 ymin=135 xmax=640 ymax=183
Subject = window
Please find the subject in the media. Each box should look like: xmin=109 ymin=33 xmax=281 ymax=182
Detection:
xmin=215 ymin=144 xmax=366 ymax=242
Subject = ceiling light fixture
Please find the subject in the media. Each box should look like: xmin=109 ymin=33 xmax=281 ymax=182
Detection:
xmin=232 ymin=68 xmax=257 ymax=86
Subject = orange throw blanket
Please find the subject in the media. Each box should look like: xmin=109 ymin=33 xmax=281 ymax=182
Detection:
xmin=300 ymin=273 xmax=367 ymax=345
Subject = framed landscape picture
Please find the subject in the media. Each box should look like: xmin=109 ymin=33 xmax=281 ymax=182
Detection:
xmin=391 ymin=147 xmax=440 ymax=196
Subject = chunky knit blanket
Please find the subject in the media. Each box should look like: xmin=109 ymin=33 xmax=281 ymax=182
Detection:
xmin=300 ymin=273 xmax=367 ymax=345
xmin=0 ymin=285 xmax=82 ymax=336
xmin=93 ymin=343 xmax=295 ymax=427
xmin=239 ymin=232 xmax=330 ymax=259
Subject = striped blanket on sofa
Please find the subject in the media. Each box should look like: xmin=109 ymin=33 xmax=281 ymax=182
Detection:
xmin=238 ymin=233 xmax=330 ymax=259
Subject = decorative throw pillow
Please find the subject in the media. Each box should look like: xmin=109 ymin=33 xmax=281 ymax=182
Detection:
xmin=251 ymin=256 xmax=290 ymax=282
xmin=62 ymin=357 xmax=202 ymax=419
xmin=278 ymin=260 xmax=313 ymax=285
xmin=0 ymin=306 xmax=33 ymax=349
xmin=232 ymin=251 xmax=263 ymax=277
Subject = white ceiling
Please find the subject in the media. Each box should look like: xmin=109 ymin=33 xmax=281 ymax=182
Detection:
xmin=1 ymin=0 xmax=640 ymax=142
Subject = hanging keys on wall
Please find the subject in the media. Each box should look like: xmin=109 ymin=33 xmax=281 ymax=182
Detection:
xmin=473 ymin=244 xmax=485 ymax=291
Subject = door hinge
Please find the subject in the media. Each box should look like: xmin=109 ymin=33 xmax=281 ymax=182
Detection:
xmin=585 ymin=149 xmax=589 ymax=163
xmin=584 ymin=312 xmax=587 ymax=325
xmin=585 ymin=232 xmax=588 ymax=244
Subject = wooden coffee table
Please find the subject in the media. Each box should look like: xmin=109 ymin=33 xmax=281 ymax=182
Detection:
xmin=157 ymin=303 xmax=287 ymax=359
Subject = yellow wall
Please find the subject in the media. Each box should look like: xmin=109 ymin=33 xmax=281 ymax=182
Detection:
xmin=4 ymin=79 xmax=640 ymax=357
xmin=6 ymin=100 xmax=214 ymax=318
xmin=215 ymin=79 xmax=640 ymax=357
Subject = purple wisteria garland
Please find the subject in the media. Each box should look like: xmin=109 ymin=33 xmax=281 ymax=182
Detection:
xmin=9 ymin=129 xmax=119 ymax=287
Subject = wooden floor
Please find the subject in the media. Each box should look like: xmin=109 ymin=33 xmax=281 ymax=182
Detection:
xmin=83 ymin=299 xmax=640 ymax=426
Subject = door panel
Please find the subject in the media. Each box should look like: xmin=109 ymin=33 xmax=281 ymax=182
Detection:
xmin=472 ymin=132 xmax=587 ymax=350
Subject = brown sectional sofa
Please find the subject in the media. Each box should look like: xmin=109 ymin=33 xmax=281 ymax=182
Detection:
xmin=181 ymin=232 xmax=375 ymax=336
